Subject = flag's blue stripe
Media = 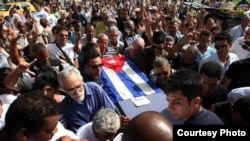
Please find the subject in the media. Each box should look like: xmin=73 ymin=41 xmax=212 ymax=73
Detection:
xmin=101 ymin=69 xmax=123 ymax=103
xmin=102 ymin=59 xmax=164 ymax=104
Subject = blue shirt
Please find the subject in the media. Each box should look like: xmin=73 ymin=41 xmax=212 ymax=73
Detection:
xmin=196 ymin=46 xmax=216 ymax=61
xmin=59 ymin=82 xmax=116 ymax=132
xmin=184 ymin=108 xmax=224 ymax=125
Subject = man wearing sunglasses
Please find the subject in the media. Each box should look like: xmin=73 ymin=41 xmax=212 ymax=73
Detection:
xmin=149 ymin=57 xmax=172 ymax=88
xmin=199 ymin=32 xmax=239 ymax=78
xmin=81 ymin=49 xmax=104 ymax=87
xmin=136 ymin=31 xmax=167 ymax=77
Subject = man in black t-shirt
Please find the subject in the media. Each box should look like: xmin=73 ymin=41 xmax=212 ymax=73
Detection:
xmin=199 ymin=61 xmax=228 ymax=110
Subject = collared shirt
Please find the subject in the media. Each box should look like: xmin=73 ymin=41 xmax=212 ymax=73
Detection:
xmin=199 ymin=52 xmax=239 ymax=78
xmin=230 ymin=37 xmax=250 ymax=60
xmin=108 ymin=40 xmax=124 ymax=54
xmin=59 ymin=82 xmax=115 ymax=132
xmin=102 ymin=46 xmax=117 ymax=58
xmin=229 ymin=25 xmax=249 ymax=43
xmin=195 ymin=45 xmax=216 ymax=61
xmin=164 ymin=30 xmax=184 ymax=45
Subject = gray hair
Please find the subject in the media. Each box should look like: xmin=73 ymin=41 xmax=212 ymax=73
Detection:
xmin=93 ymin=108 xmax=120 ymax=134
xmin=153 ymin=57 xmax=170 ymax=68
xmin=165 ymin=35 xmax=174 ymax=42
xmin=108 ymin=26 xmax=119 ymax=33
xmin=97 ymin=33 xmax=109 ymax=41
xmin=57 ymin=66 xmax=82 ymax=88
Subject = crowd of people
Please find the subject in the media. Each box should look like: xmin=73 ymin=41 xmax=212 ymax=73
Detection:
xmin=0 ymin=0 xmax=250 ymax=140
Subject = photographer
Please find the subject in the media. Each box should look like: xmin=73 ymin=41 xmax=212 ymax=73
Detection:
xmin=230 ymin=28 xmax=250 ymax=60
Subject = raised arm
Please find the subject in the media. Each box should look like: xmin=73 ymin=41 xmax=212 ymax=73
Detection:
xmin=4 ymin=59 xmax=36 ymax=91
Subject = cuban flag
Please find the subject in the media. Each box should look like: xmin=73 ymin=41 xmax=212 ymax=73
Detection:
xmin=101 ymin=55 xmax=164 ymax=104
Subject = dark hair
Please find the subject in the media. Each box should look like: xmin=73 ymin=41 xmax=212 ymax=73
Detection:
xmin=52 ymin=25 xmax=61 ymax=35
xmin=199 ymin=30 xmax=212 ymax=38
xmin=25 ymin=21 xmax=33 ymax=30
xmin=83 ymin=49 xmax=101 ymax=66
xmin=82 ymin=42 xmax=100 ymax=54
xmin=210 ymin=26 xmax=221 ymax=33
xmin=214 ymin=31 xmax=232 ymax=43
xmin=204 ymin=14 xmax=214 ymax=24
xmin=32 ymin=42 xmax=47 ymax=54
xmin=32 ymin=66 xmax=59 ymax=91
xmin=30 ymin=0 xmax=43 ymax=6
xmin=5 ymin=92 xmax=59 ymax=135
xmin=120 ymin=8 xmax=129 ymax=14
xmin=56 ymin=26 xmax=69 ymax=34
xmin=40 ymin=18 xmax=49 ymax=28
xmin=200 ymin=61 xmax=222 ymax=79
xmin=233 ymin=96 xmax=250 ymax=124
xmin=152 ymin=31 xmax=166 ymax=44
xmin=163 ymin=69 xmax=203 ymax=103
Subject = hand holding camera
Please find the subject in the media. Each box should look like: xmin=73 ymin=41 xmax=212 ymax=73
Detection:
xmin=241 ymin=40 xmax=250 ymax=51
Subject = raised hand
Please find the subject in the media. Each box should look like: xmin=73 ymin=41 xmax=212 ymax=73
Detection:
xmin=17 ymin=58 xmax=37 ymax=76
xmin=5 ymin=29 xmax=21 ymax=43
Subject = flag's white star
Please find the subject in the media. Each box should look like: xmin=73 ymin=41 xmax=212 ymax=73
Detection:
xmin=108 ymin=59 xmax=117 ymax=64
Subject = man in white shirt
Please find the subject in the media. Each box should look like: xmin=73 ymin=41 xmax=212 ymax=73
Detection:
xmin=199 ymin=32 xmax=239 ymax=78
xmin=230 ymin=28 xmax=250 ymax=59
xmin=46 ymin=26 xmax=79 ymax=68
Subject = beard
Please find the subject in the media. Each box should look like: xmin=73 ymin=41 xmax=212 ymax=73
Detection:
xmin=70 ymin=90 xmax=85 ymax=102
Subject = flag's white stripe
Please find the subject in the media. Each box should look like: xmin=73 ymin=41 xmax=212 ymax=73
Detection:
xmin=122 ymin=62 xmax=156 ymax=95
xmin=103 ymin=67 xmax=134 ymax=100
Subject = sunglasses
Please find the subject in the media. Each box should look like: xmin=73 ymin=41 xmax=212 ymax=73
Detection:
xmin=89 ymin=64 xmax=103 ymax=70
xmin=155 ymin=71 xmax=168 ymax=77
xmin=215 ymin=44 xmax=228 ymax=50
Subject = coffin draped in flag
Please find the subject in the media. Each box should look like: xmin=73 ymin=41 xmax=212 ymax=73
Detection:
xmin=101 ymin=55 xmax=164 ymax=104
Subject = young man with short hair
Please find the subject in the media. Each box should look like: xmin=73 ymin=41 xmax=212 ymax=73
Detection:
xmin=163 ymin=69 xmax=224 ymax=125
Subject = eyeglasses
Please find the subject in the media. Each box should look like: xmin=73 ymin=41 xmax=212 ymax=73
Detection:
xmin=155 ymin=71 xmax=168 ymax=77
xmin=67 ymin=84 xmax=83 ymax=95
xmin=89 ymin=64 xmax=103 ymax=70
xmin=215 ymin=44 xmax=228 ymax=50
